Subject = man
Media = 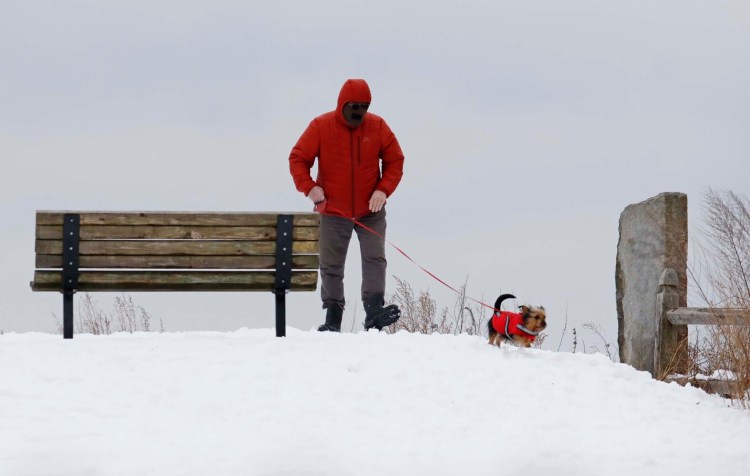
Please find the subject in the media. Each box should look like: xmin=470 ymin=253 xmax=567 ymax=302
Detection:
xmin=289 ymin=79 xmax=405 ymax=332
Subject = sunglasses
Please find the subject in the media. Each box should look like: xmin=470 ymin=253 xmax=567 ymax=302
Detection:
xmin=348 ymin=102 xmax=370 ymax=111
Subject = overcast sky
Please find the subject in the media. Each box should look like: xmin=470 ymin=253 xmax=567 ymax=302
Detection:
xmin=2 ymin=1 xmax=748 ymax=350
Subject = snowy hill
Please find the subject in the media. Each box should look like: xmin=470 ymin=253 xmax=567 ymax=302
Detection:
xmin=1 ymin=329 xmax=748 ymax=476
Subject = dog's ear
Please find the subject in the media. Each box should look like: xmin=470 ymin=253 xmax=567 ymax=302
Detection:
xmin=519 ymin=305 xmax=530 ymax=315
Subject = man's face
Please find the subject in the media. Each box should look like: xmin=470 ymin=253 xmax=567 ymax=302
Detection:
xmin=342 ymin=102 xmax=370 ymax=128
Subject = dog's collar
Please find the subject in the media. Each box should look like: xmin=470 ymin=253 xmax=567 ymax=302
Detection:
xmin=515 ymin=324 xmax=540 ymax=336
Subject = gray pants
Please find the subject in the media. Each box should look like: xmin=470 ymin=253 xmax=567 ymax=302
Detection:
xmin=320 ymin=209 xmax=387 ymax=309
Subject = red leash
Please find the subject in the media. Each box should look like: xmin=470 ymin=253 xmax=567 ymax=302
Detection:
xmin=317 ymin=204 xmax=498 ymax=313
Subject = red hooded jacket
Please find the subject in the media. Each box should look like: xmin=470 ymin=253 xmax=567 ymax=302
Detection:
xmin=491 ymin=311 xmax=538 ymax=342
xmin=289 ymin=79 xmax=405 ymax=219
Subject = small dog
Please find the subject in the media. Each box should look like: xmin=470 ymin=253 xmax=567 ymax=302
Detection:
xmin=487 ymin=293 xmax=547 ymax=348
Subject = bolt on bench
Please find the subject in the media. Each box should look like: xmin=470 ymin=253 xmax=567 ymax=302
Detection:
xmin=30 ymin=211 xmax=320 ymax=338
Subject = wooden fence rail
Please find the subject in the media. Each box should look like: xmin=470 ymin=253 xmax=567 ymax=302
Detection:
xmin=666 ymin=308 xmax=750 ymax=326
xmin=655 ymin=267 xmax=750 ymax=396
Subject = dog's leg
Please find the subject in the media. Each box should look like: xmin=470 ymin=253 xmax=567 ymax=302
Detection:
xmin=512 ymin=336 xmax=532 ymax=348
xmin=489 ymin=333 xmax=501 ymax=346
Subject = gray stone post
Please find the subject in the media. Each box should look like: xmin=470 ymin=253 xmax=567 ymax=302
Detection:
xmin=615 ymin=192 xmax=688 ymax=375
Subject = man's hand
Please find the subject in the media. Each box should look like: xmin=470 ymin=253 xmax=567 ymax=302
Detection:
xmin=307 ymin=186 xmax=325 ymax=204
xmin=369 ymin=190 xmax=387 ymax=213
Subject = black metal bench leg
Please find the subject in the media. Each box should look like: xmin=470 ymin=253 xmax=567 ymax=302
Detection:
xmin=275 ymin=289 xmax=286 ymax=337
xmin=274 ymin=214 xmax=293 ymax=338
xmin=62 ymin=213 xmax=79 ymax=340
xmin=63 ymin=292 xmax=74 ymax=339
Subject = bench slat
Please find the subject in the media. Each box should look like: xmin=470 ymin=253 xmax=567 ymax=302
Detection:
xmin=31 ymin=270 xmax=318 ymax=292
xmin=35 ymin=254 xmax=319 ymax=270
xmin=36 ymin=225 xmax=319 ymax=241
xmin=36 ymin=240 xmax=319 ymax=256
xmin=36 ymin=211 xmax=320 ymax=227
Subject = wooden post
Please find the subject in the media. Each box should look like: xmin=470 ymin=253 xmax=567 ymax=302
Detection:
xmin=654 ymin=268 xmax=688 ymax=378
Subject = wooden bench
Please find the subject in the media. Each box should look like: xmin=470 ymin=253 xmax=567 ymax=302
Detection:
xmin=30 ymin=211 xmax=320 ymax=338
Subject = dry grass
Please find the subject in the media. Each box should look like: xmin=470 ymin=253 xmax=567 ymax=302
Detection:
xmin=384 ymin=276 xmax=452 ymax=334
xmin=691 ymin=328 xmax=750 ymax=404
xmin=54 ymin=293 xmax=162 ymax=335
xmin=553 ymin=307 xmax=616 ymax=359
xmin=581 ymin=322 xmax=615 ymax=360
xmin=686 ymin=189 xmax=750 ymax=406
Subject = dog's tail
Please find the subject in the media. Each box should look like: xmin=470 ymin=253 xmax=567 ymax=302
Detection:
xmin=493 ymin=293 xmax=516 ymax=312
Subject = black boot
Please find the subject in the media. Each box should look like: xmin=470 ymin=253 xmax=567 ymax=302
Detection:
xmin=363 ymin=295 xmax=401 ymax=331
xmin=318 ymin=305 xmax=343 ymax=332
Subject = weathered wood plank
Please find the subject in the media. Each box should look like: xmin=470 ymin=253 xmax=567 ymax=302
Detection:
xmin=666 ymin=308 xmax=750 ymax=326
xmin=36 ymin=211 xmax=320 ymax=227
xmin=36 ymin=240 xmax=319 ymax=256
xmin=665 ymin=376 xmax=745 ymax=397
xmin=36 ymin=225 xmax=319 ymax=241
xmin=31 ymin=270 xmax=318 ymax=292
xmin=36 ymin=254 xmax=319 ymax=270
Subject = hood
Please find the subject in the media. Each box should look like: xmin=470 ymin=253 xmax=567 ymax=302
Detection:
xmin=336 ymin=79 xmax=372 ymax=125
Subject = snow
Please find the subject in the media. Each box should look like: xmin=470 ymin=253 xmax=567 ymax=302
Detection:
xmin=1 ymin=329 xmax=748 ymax=476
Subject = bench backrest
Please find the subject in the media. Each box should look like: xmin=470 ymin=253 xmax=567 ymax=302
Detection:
xmin=31 ymin=211 xmax=319 ymax=293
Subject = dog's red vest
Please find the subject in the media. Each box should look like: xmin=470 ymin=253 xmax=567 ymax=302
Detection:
xmin=491 ymin=311 xmax=537 ymax=342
